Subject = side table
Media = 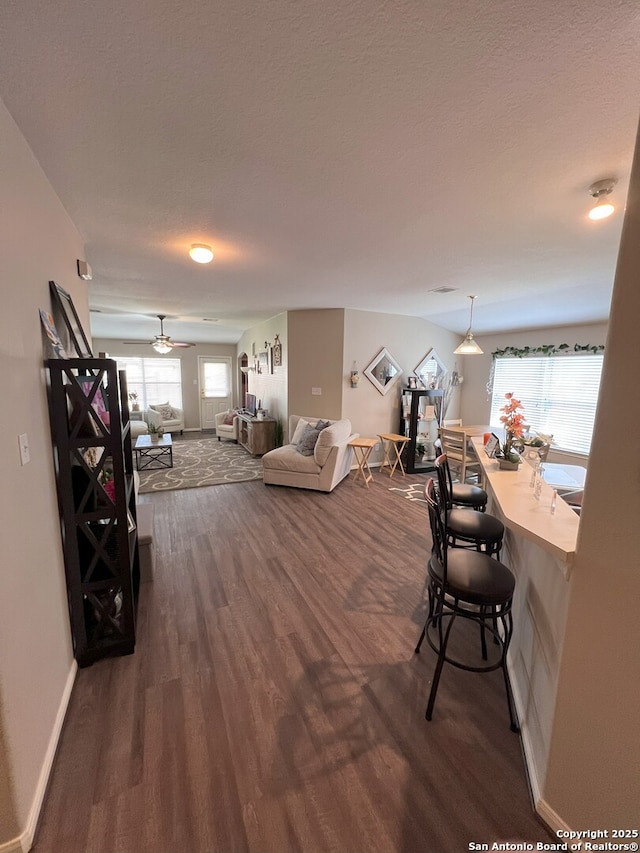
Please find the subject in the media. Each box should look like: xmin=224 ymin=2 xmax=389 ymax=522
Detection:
xmin=348 ymin=437 xmax=378 ymax=488
xmin=378 ymin=432 xmax=410 ymax=478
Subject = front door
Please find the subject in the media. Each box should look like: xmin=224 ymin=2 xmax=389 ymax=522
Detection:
xmin=199 ymin=356 xmax=232 ymax=430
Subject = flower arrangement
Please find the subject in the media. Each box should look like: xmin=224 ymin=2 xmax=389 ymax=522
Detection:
xmin=498 ymin=392 xmax=526 ymax=463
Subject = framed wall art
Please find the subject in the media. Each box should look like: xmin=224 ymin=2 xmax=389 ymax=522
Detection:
xmin=364 ymin=348 xmax=403 ymax=395
xmin=273 ymin=334 xmax=282 ymax=368
xmin=49 ymin=280 xmax=93 ymax=358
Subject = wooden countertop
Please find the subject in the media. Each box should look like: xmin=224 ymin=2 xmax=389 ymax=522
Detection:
xmin=470 ymin=437 xmax=579 ymax=573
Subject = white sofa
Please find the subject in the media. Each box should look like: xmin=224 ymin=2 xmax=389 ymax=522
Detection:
xmin=262 ymin=415 xmax=358 ymax=492
xmin=147 ymin=402 xmax=184 ymax=434
xmin=214 ymin=409 xmax=239 ymax=442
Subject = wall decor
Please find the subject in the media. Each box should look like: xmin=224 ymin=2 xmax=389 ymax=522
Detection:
xmin=414 ymin=348 xmax=446 ymax=389
xmin=49 ymin=280 xmax=93 ymax=358
xmin=259 ymin=351 xmax=269 ymax=370
xmin=39 ymin=309 xmax=68 ymax=359
xmin=273 ymin=334 xmax=282 ymax=367
xmin=364 ymin=348 xmax=403 ymax=395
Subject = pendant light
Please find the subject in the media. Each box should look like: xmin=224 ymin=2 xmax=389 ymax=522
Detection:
xmin=454 ymin=295 xmax=483 ymax=355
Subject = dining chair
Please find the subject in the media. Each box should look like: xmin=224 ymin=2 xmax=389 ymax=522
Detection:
xmin=434 ymin=455 xmax=504 ymax=558
xmin=438 ymin=427 xmax=483 ymax=486
xmin=415 ymin=478 xmax=519 ymax=731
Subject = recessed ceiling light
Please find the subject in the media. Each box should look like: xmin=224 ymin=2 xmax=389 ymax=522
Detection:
xmin=588 ymin=179 xmax=617 ymax=221
xmin=189 ymin=244 xmax=214 ymax=263
xmin=202 ymin=318 xmax=219 ymax=322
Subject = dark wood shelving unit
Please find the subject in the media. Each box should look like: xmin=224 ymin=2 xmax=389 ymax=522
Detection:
xmin=399 ymin=388 xmax=444 ymax=474
xmin=47 ymin=358 xmax=140 ymax=667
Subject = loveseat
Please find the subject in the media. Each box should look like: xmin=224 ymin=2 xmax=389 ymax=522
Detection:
xmin=262 ymin=415 xmax=358 ymax=492
xmin=147 ymin=402 xmax=184 ymax=434
xmin=214 ymin=409 xmax=239 ymax=442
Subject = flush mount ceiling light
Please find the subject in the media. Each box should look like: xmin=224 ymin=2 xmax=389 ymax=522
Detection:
xmin=189 ymin=243 xmax=214 ymax=263
xmin=454 ymin=295 xmax=484 ymax=355
xmin=588 ymin=179 xmax=617 ymax=221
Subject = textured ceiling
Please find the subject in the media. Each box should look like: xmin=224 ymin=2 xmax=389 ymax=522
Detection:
xmin=1 ymin=0 xmax=639 ymax=344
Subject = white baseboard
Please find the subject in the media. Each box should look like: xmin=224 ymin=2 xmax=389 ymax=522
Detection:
xmin=0 ymin=660 xmax=77 ymax=853
xmin=508 ymin=661 xmax=571 ymax=836
xmin=536 ymin=798 xmax=572 ymax=835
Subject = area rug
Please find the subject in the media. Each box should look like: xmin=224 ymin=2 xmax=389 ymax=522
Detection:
xmin=137 ymin=438 xmax=263 ymax=493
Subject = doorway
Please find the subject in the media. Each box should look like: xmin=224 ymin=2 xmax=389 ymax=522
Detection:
xmin=198 ymin=356 xmax=232 ymax=430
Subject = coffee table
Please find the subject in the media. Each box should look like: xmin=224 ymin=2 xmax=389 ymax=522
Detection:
xmin=135 ymin=434 xmax=173 ymax=471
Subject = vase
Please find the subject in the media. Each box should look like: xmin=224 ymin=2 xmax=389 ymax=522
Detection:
xmin=498 ymin=458 xmax=520 ymax=471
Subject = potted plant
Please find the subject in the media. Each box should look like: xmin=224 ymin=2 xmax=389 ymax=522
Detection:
xmin=128 ymin=391 xmax=140 ymax=412
xmin=148 ymin=422 xmax=164 ymax=441
xmin=497 ymin=392 xmax=526 ymax=469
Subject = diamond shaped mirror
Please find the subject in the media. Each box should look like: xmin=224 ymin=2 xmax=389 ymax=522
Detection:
xmin=414 ymin=348 xmax=446 ymax=389
xmin=364 ymin=348 xmax=403 ymax=395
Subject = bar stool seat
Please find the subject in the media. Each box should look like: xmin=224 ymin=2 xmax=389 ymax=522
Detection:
xmin=435 ymin=454 xmax=504 ymax=558
xmin=451 ymin=481 xmax=488 ymax=512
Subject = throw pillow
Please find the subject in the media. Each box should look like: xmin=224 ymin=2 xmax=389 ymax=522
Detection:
xmin=315 ymin=419 xmax=332 ymax=431
xmin=159 ymin=406 xmax=174 ymax=420
xmin=223 ymin=413 xmax=235 ymax=425
xmin=291 ymin=417 xmax=313 ymax=446
xmin=295 ymin=423 xmax=323 ymax=456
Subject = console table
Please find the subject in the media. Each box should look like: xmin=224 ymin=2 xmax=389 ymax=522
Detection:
xmin=237 ymin=413 xmax=276 ymax=457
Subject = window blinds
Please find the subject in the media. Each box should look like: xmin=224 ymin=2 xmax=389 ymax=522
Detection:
xmin=489 ymin=355 xmax=604 ymax=454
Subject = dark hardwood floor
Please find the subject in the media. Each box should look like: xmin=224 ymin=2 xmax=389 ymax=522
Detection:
xmin=33 ymin=471 xmax=553 ymax=853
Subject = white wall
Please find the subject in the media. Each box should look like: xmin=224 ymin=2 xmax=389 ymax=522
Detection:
xmin=542 ymin=123 xmax=640 ymax=827
xmin=0 ymin=98 xmax=85 ymax=849
xmin=343 ymin=309 xmax=460 ymax=463
xmin=236 ymin=313 xmax=288 ymax=433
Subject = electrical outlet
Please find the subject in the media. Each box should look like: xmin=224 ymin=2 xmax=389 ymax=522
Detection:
xmin=18 ymin=433 xmax=30 ymax=465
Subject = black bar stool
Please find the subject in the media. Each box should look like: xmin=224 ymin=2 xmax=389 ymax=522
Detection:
xmin=415 ymin=478 xmax=519 ymax=731
xmin=438 ymin=452 xmax=488 ymax=512
xmin=434 ymin=455 xmax=504 ymax=558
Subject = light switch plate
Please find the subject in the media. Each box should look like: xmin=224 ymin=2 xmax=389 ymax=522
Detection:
xmin=311 ymin=387 xmax=322 ymax=395
xmin=18 ymin=433 xmax=30 ymax=465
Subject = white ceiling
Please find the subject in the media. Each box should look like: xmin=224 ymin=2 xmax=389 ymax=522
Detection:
xmin=1 ymin=0 xmax=639 ymax=345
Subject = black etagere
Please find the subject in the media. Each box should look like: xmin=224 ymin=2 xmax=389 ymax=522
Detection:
xmin=46 ymin=358 xmax=140 ymax=666
xmin=399 ymin=388 xmax=444 ymax=474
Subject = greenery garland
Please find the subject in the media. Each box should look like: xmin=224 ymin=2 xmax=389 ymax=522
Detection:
xmin=491 ymin=343 xmax=604 ymax=358
xmin=486 ymin=342 xmax=605 ymax=398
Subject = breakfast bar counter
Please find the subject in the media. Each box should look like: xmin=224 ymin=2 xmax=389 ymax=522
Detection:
xmin=470 ymin=437 xmax=580 ymax=572
xmin=468 ymin=436 xmax=580 ymax=802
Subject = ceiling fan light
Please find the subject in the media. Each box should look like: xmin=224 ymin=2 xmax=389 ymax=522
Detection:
xmin=189 ymin=243 xmax=214 ymax=264
xmin=153 ymin=340 xmax=173 ymax=354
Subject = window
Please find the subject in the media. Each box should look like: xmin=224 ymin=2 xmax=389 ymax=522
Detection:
xmin=202 ymin=360 xmax=230 ymax=397
xmin=489 ymin=355 xmax=604 ymax=454
xmin=114 ymin=356 xmax=183 ymax=410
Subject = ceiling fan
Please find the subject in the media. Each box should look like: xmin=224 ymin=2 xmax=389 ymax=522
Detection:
xmin=123 ymin=315 xmax=195 ymax=353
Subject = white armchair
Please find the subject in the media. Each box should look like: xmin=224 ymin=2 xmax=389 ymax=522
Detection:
xmin=147 ymin=402 xmax=184 ymax=434
xmin=214 ymin=410 xmax=239 ymax=442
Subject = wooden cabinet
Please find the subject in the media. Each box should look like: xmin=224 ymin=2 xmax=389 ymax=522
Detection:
xmin=46 ymin=358 xmax=140 ymax=667
xmin=400 ymin=388 xmax=444 ymax=474
xmin=237 ymin=413 xmax=276 ymax=457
